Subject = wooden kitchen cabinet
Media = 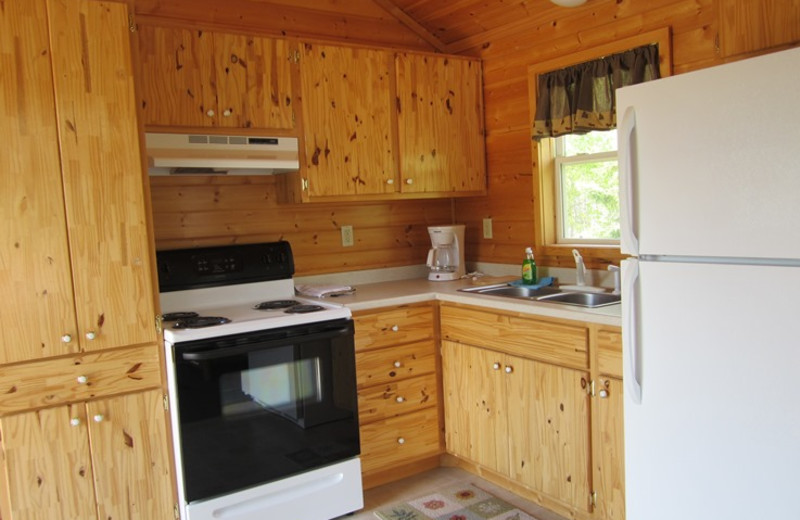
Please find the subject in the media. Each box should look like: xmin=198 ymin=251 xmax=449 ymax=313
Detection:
xmin=395 ymin=53 xmax=486 ymax=195
xmin=297 ymin=43 xmax=398 ymax=199
xmin=0 ymin=390 xmax=173 ymax=520
xmin=353 ymin=302 xmax=443 ymax=488
xmin=0 ymin=0 xmax=158 ymax=364
xmin=717 ymin=0 xmax=800 ymax=58
xmin=137 ymin=24 xmax=296 ymax=130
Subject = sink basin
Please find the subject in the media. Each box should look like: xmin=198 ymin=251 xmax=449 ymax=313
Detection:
xmin=459 ymin=284 xmax=620 ymax=308
xmin=537 ymin=291 xmax=621 ymax=308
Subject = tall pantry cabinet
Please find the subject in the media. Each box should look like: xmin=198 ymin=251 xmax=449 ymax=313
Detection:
xmin=0 ymin=1 xmax=173 ymax=518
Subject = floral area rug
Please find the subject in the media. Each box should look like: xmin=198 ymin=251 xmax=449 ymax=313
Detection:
xmin=374 ymin=483 xmax=537 ymax=520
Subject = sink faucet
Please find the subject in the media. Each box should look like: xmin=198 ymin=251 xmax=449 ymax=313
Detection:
xmin=572 ymin=249 xmax=586 ymax=286
xmin=608 ymin=264 xmax=621 ymax=295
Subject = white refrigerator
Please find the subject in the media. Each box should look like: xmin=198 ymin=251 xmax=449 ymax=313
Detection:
xmin=616 ymin=47 xmax=800 ymax=519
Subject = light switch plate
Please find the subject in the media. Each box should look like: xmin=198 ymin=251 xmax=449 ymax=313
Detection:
xmin=482 ymin=218 xmax=493 ymax=239
xmin=341 ymin=225 xmax=354 ymax=247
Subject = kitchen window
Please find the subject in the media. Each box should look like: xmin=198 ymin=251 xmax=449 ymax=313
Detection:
xmin=553 ymin=130 xmax=619 ymax=244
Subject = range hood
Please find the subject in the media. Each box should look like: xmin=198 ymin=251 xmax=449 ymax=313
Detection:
xmin=146 ymin=133 xmax=299 ymax=175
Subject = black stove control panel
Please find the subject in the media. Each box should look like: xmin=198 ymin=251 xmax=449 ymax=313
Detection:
xmin=156 ymin=241 xmax=295 ymax=292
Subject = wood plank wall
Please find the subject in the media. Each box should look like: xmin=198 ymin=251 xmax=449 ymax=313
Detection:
xmin=140 ymin=0 xmax=799 ymax=274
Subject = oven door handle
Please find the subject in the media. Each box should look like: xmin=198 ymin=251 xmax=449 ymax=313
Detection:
xmin=179 ymin=324 xmax=353 ymax=361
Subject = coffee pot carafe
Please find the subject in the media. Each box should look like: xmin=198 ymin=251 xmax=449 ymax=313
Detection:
xmin=426 ymin=225 xmax=466 ymax=281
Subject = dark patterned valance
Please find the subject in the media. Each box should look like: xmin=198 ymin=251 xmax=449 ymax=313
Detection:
xmin=532 ymin=44 xmax=660 ymax=140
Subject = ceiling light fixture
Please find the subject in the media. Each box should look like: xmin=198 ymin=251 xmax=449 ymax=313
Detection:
xmin=550 ymin=0 xmax=588 ymax=6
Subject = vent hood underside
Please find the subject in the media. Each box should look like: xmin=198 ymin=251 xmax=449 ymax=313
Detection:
xmin=146 ymin=133 xmax=300 ymax=175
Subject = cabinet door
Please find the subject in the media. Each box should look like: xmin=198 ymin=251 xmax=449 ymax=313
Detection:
xmin=300 ymin=44 xmax=398 ymax=197
xmin=137 ymin=25 xmax=216 ymax=127
xmin=593 ymin=377 xmax=625 ymax=520
xmin=87 ymin=390 xmax=174 ymax=520
xmin=48 ymin=0 xmax=158 ymax=351
xmin=0 ymin=0 xmax=78 ymax=364
xmin=395 ymin=53 xmax=486 ymax=194
xmin=508 ymin=356 xmax=591 ymax=512
xmin=0 ymin=404 xmax=97 ymax=519
xmin=213 ymin=33 xmax=295 ymax=129
xmin=442 ymin=341 xmax=509 ymax=476
xmin=718 ymin=0 xmax=800 ymax=57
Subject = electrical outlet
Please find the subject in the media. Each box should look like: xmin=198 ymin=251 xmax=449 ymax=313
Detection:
xmin=482 ymin=218 xmax=493 ymax=239
xmin=341 ymin=225 xmax=354 ymax=247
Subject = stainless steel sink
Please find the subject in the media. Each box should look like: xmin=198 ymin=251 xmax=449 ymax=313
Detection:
xmin=458 ymin=284 xmax=620 ymax=308
xmin=536 ymin=291 xmax=621 ymax=308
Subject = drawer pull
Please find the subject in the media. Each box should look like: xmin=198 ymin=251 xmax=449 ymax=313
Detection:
xmin=391 ymin=325 xmax=399 ymax=332
xmin=599 ymin=389 xmax=609 ymax=398
xmin=206 ymin=109 xmax=215 ymax=117
xmin=85 ymin=331 xmax=96 ymax=340
xmin=76 ymin=375 xmax=88 ymax=384
xmin=61 ymin=334 xmax=72 ymax=344
xmin=492 ymin=362 xmax=501 ymax=370
xmin=504 ymin=365 xmax=514 ymax=374
xmin=397 ymin=437 xmax=406 ymax=445
xmin=393 ymin=361 xmax=402 ymax=368
xmin=396 ymin=396 xmax=405 ymax=403
xmin=93 ymin=414 xmax=104 ymax=423
xmin=70 ymin=417 xmax=81 ymax=427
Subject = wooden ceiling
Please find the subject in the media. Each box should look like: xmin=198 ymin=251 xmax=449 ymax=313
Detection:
xmin=134 ymin=0 xmax=576 ymax=55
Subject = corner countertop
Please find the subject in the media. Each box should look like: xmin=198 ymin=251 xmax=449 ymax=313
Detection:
xmin=317 ymin=277 xmax=621 ymax=327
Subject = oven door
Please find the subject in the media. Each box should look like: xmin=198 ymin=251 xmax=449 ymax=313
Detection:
xmin=172 ymin=318 xmax=359 ymax=503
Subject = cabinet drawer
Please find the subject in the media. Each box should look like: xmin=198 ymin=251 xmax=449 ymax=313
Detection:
xmin=440 ymin=305 xmax=589 ymax=370
xmin=597 ymin=328 xmax=623 ymax=378
xmin=358 ymin=373 xmax=438 ymax=424
xmin=354 ymin=304 xmax=434 ymax=352
xmin=0 ymin=345 xmax=162 ymax=415
xmin=356 ymin=341 xmax=436 ymax=389
xmin=359 ymin=407 xmax=441 ymax=474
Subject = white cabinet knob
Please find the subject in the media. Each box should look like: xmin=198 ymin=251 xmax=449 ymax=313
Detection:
xmin=70 ymin=417 xmax=81 ymax=427
xmin=223 ymin=109 xmax=232 ymax=117
xmin=599 ymin=389 xmax=609 ymax=398
xmin=206 ymin=109 xmax=215 ymax=117
xmin=61 ymin=334 xmax=72 ymax=344
xmin=397 ymin=437 xmax=406 ymax=445
xmin=386 ymin=179 xmax=394 ymax=185
xmin=492 ymin=362 xmax=501 ymax=370
xmin=393 ymin=361 xmax=402 ymax=368
xmin=391 ymin=325 xmax=399 ymax=332
xmin=405 ymin=178 xmax=413 ymax=185
xmin=504 ymin=365 xmax=513 ymax=374
xmin=76 ymin=375 xmax=88 ymax=384
xmin=85 ymin=331 xmax=96 ymax=340
xmin=92 ymin=414 xmax=104 ymax=423
xmin=396 ymin=396 xmax=405 ymax=403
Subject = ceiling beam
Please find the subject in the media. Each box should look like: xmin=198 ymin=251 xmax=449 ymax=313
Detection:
xmin=371 ymin=0 xmax=452 ymax=53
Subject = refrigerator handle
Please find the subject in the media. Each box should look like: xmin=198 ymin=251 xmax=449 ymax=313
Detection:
xmin=618 ymin=106 xmax=639 ymax=256
xmin=621 ymin=259 xmax=643 ymax=404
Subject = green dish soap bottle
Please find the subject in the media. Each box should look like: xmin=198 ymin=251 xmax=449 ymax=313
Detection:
xmin=522 ymin=247 xmax=537 ymax=285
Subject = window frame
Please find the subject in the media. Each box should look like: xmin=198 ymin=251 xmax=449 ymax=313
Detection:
xmin=527 ymin=28 xmax=672 ymax=267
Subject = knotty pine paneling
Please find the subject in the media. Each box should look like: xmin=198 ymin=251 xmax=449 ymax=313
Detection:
xmin=134 ymin=0 xmax=436 ymax=52
xmin=149 ymin=176 xmax=453 ymax=275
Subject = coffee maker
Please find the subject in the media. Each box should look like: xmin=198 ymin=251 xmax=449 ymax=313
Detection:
xmin=426 ymin=225 xmax=466 ymax=281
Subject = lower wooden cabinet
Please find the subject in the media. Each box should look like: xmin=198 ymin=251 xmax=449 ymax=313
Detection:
xmin=0 ymin=390 xmax=174 ymax=520
xmin=353 ymin=303 xmax=443 ymax=488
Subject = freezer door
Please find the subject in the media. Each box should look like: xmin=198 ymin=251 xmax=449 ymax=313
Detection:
xmin=617 ymin=47 xmax=800 ymax=259
xmin=623 ymin=260 xmax=800 ymax=519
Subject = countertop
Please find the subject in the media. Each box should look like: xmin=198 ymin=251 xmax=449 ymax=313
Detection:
xmin=316 ymin=277 xmax=621 ymax=327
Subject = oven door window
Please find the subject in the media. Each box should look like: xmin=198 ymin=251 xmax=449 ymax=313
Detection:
xmin=173 ymin=320 xmax=359 ymax=503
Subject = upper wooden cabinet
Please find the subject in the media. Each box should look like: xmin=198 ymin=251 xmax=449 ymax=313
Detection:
xmin=299 ymin=44 xmax=398 ymax=198
xmin=396 ymin=53 xmax=486 ymax=195
xmin=718 ymin=0 xmax=800 ymax=57
xmin=138 ymin=25 xmax=296 ymax=130
xmin=1 ymin=0 xmax=157 ymax=364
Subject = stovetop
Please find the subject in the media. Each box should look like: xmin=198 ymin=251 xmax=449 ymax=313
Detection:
xmin=156 ymin=242 xmax=351 ymax=343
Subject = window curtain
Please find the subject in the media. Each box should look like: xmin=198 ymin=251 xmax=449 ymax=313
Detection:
xmin=532 ymin=44 xmax=660 ymax=139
